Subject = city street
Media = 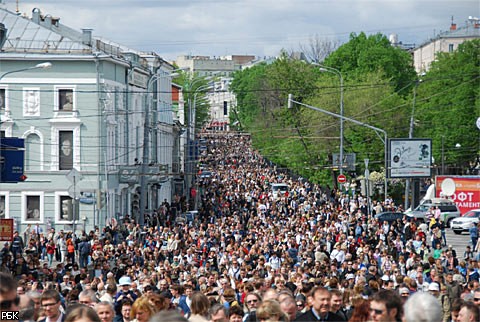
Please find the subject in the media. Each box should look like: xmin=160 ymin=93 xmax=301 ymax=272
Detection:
xmin=445 ymin=227 xmax=473 ymax=258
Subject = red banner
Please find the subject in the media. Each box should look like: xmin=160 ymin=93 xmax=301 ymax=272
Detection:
xmin=436 ymin=176 xmax=480 ymax=214
xmin=0 ymin=219 xmax=14 ymax=242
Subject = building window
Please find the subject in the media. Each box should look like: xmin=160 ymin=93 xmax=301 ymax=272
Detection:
xmin=58 ymin=89 xmax=74 ymax=111
xmin=0 ymin=195 xmax=5 ymax=219
xmin=0 ymin=88 xmax=5 ymax=111
xmin=0 ymin=130 xmax=5 ymax=138
xmin=223 ymin=101 xmax=228 ymax=116
xmin=60 ymin=196 xmax=73 ymax=221
xmin=59 ymin=130 xmax=73 ymax=170
xmin=449 ymin=44 xmax=454 ymax=53
xmin=25 ymin=195 xmax=40 ymax=221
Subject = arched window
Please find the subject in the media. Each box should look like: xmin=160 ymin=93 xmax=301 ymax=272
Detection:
xmin=25 ymin=133 xmax=41 ymax=171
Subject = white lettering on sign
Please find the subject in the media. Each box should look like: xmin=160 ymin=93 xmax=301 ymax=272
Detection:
xmin=451 ymin=192 xmax=474 ymax=202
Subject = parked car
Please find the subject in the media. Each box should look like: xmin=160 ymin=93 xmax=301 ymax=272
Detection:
xmin=375 ymin=212 xmax=406 ymax=223
xmin=405 ymin=198 xmax=460 ymax=226
xmin=271 ymin=183 xmax=289 ymax=199
xmin=451 ymin=209 xmax=480 ymax=234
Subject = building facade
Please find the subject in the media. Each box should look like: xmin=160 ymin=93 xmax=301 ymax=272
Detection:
xmin=0 ymin=7 xmax=179 ymax=234
xmin=413 ymin=17 xmax=480 ymax=73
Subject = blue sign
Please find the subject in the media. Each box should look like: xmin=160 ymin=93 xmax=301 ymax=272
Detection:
xmin=0 ymin=137 xmax=25 ymax=183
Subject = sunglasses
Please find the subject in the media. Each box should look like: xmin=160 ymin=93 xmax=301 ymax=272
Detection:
xmin=0 ymin=296 xmax=20 ymax=310
xmin=474 ymin=298 xmax=480 ymax=301
xmin=42 ymin=301 xmax=59 ymax=308
xmin=370 ymin=308 xmax=384 ymax=315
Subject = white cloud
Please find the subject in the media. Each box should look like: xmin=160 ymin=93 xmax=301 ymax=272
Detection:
xmin=9 ymin=0 xmax=479 ymax=61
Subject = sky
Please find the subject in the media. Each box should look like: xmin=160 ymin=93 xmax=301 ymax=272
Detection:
xmin=4 ymin=0 xmax=480 ymax=62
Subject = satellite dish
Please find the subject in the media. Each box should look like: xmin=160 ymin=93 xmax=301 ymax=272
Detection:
xmin=441 ymin=178 xmax=456 ymax=197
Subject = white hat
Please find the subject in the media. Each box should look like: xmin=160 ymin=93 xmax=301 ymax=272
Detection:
xmin=381 ymin=275 xmax=390 ymax=282
xmin=346 ymin=273 xmax=355 ymax=280
xmin=428 ymin=283 xmax=440 ymax=292
xmin=119 ymin=276 xmax=132 ymax=286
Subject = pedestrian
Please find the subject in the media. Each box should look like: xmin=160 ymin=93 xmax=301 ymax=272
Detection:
xmin=469 ymin=223 xmax=478 ymax=248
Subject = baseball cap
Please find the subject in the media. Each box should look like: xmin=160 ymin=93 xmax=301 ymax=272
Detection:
xmin=428 ymin=283 xmax=440 ymax=292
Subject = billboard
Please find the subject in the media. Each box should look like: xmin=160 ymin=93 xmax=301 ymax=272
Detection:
xmin=0 ymin=219 xmax=13 ymax=242
xmin=388 ymin=138 xmax=432 ymax=178
xmin=436 ymin=175 xmax=480 ymax=214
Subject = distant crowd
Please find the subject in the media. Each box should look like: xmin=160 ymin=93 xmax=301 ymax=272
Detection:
xmin=1 ymin=132 xmax=479 ymax=322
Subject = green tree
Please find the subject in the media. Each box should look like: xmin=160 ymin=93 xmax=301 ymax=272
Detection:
xmin=325 ymin=32 xmax=416 ymax=93
xmin=414 ymin=39 xmax=480 ymax=174
xmin=174 ymin=72 xmax=214 ymax=130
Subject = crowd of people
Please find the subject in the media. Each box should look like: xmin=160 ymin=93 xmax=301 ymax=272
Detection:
xmin=1 ymin=132 xmax=480 ymax=322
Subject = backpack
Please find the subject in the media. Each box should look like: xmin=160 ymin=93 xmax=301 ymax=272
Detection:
xmin=80 ymin=242 xmax=90 ymax=255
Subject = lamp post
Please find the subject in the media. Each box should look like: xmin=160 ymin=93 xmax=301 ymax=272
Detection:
xmin=315 ymin=64 xmax=344 ymax=175
xmin=405 ymin=80 xmax=419 ymax=210
xmin=185 ymin=77 xmax=214 ymax=209
xmin=288 ymin=94 xmax=388 ymax=199
xmin=191 ymin=84 xmax=213 ymax=210
xmin=139 ymin=71 xmax=177 ymax=225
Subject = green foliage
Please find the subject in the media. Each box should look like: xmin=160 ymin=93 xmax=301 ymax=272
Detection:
xmin=229 ymin=37 xmax=479 ymax=186
xmin=174 ymin=72 xmax=214 ymax=129
xmin=414 ymin=39 xmax=480 ymax=171
xmin=325 ymin=32 xmax=416 ymax=93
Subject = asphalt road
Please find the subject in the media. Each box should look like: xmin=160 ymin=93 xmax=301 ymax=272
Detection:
xmin=445 ymin=227 xmax=474 ymax=258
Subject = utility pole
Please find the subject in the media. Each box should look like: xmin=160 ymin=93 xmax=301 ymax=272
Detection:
xmin=405 ymin=81 xmax=418 ymax=210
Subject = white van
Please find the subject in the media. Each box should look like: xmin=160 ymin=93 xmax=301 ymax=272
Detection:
xmin=271 ymin=183 xmax=289 ymax=199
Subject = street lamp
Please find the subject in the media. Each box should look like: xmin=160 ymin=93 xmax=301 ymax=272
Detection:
xmin=185 ymin=76 xmax=214 ymax=209
xmin=315 ymin=64 xmax=344 ymax=175
xmin=138 ymin=71 xmax=176 ymax=225
xmin=0 ymin=62 xmax=52 ymax=81
xmin=288 ymin=94 xmax=388 ymax=199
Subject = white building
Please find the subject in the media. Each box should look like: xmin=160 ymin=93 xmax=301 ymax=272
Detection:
xmin=413 ymin=17 xmax=480 ymax=73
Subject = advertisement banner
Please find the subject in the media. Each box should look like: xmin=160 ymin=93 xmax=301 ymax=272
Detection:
xmin=436 ymin=176 xmax=480 ymax=214
xmin=0 ymin=219 xmax=14 ymax=242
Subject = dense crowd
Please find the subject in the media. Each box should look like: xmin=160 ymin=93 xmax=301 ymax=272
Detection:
xmin=1 ymin=132 xmax=480 ymax=322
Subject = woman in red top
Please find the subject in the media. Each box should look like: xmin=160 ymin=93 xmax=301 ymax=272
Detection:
xmin=67 ymin=238 xmax=75 ymax=264
xmin=46 ymin=240 xmax=55 ymax=266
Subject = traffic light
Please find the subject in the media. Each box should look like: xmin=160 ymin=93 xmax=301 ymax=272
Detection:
xmin=132 ymin=187 xmax=141 ymax=214
xmin=96 ymin=190 xmax=105 ymax=209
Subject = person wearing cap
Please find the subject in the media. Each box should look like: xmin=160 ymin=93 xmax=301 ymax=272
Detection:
xmin=114 ymin=276 xmax=137 ymax=313
xmin=428 ymin=282 xmax=451 ymax=322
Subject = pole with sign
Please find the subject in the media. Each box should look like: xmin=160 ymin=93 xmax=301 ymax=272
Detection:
xmin=66 ymin=168 xmax=82 ymax=241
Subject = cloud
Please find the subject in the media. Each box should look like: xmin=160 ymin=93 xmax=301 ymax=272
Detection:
xmin=13 ymin=0 xmax=480 ymax=61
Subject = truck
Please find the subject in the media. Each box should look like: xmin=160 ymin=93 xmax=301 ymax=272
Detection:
xmin=435 ymin=175 xmax=480 ymax=215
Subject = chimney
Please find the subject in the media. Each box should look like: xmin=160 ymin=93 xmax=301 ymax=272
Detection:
xmin=450 ymin=23 xmax=456 ymax=31
xmin=0 ymin=23 xmax=7 ymax=49
xmin=82 ymin=28 xmax=93 ymax=46
xmin=32 ymin=8 xmax=41 ymax=23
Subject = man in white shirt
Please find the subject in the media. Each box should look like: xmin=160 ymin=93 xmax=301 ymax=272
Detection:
xmin=330 ymin=243 xmax=345 ymax=266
